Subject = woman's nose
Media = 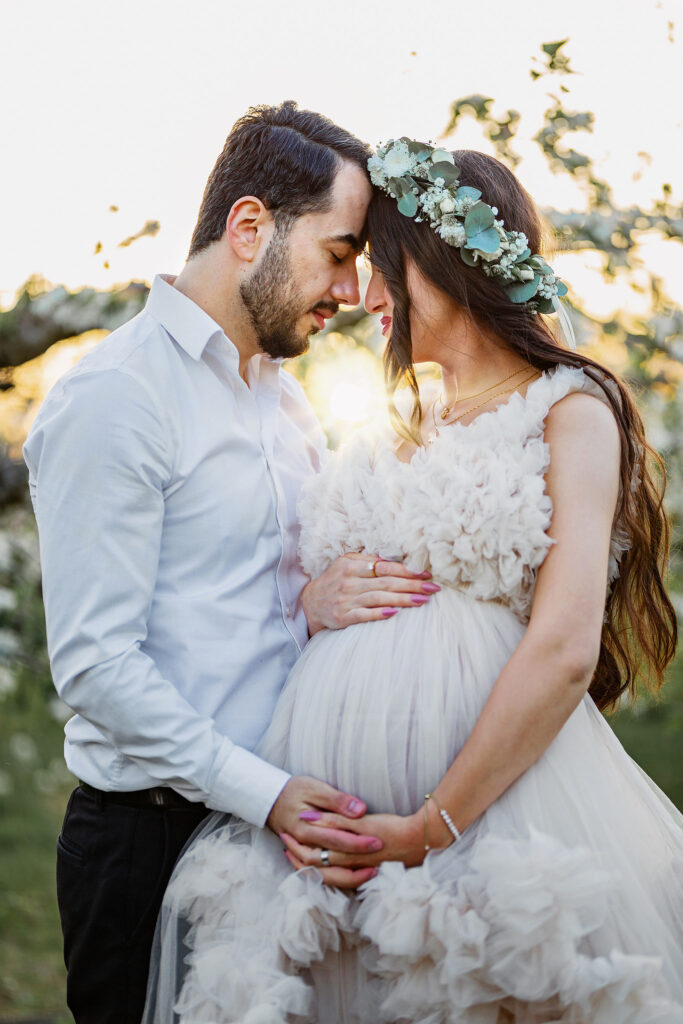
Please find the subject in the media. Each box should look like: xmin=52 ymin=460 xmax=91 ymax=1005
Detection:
xmin=364 ymin=267 xmax=387 ymax=315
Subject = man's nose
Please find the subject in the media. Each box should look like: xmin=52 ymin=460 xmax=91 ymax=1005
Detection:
xmin=331 ymin=265 xmax=361 ymax=308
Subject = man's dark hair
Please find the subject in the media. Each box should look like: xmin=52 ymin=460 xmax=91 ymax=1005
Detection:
xmin=188 ymin=101 xmax=371 ymax=258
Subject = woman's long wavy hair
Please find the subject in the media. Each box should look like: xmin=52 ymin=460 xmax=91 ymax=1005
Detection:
xmin=367 ymin=149 xmax=677 ymax=712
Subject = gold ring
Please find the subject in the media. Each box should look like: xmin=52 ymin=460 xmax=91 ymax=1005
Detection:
xmin=372 ymin=559 xmax=380 ymax=578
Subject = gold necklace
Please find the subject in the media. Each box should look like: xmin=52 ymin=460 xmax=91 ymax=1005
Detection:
xmin=431 ymin=369 xmax=541 ymax=437
xmin=438 ymin=365 xmax=532 ymax=421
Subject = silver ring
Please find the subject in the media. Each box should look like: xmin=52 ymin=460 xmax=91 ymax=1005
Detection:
xmin=320 ymin=849 xmax=331 ymax=867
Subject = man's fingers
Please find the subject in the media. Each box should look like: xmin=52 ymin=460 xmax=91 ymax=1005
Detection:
xmin=285 ymin=848 xmax=377 ymax=890
xmin=281 ymin=832 xmax=381 ymax=872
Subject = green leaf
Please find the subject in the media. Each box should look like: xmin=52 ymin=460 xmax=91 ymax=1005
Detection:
xmin=456 ymin=185 xmax=482 ymax=201
xmin=465 ymin=227 xmax=501 ymax=254
xmin=464 ymin=202 xmax=495 ymax=235
xmin=460 ymin=248 xmax=478 ymax=267
xmin=536 ymin=297 xmax=555 ymax=314
xmin=542 ymin=39 xmax=568 ymax=58
xmin=407 ymin=141 xmax=432 ymax=161
xmin=514 ymin=247 xmax=532 ymax=263
xmin=431 ymin=149 xmax=455 ymax=165
xmin=506 ymin=275 xmax=541 ymax=303
xmin=397 ymin=192 xmax=418 ymax=217
xmin=556 ymin=280 xmax=568 ymax=297
xmin=428 ymin=161 xmax=459 ymax=184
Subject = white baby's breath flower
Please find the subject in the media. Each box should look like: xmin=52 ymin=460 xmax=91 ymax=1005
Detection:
xmin=440 ymin=195 xmax=455 ymax=214
xmin=367 ymin=154 xmax=387 ymax=187
xmin=438 ymin=222 xmax=467 ymax=247
xmin=383 ymin=142 xmax=413 ymax=179
xmin=517 ymin=267 xmax=535 ymax=281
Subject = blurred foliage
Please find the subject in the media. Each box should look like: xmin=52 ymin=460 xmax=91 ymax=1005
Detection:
xmin=0 ymin=510 xmax=72 ymax=1021
xmin=0 ymin=38 xmax=681 ymax=1021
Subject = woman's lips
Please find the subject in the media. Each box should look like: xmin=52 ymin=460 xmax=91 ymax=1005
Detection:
xmin=380 ymin=316 xmax=392 ymax=336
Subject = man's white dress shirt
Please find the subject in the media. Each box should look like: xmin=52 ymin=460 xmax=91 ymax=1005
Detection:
xmin=23 ymin=275 xmax=328 ymax=828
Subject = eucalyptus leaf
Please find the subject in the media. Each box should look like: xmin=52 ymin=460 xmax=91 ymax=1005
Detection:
xmin=506 ymin=275 xmax=541 ymax=303
xmin=465 ymin=227 xmax=501 ymax=254
xmin=407 ymin=141 xmax=431 ymax=162
xmin=431 ymin=149 xmax=455 ymax=165
xmin=535 ymin=298 xmax=555 ymax=314
xmin=513 ymin=247 xmax=532 ymax=263
xmin=556 ymin=281 xmax=568 ymax=296
xmin=460 ymin=249 xmax=478 ymax=267
xmin=464 ymin=202 xmax=495 ymax=234
xmin=456 ymin=186 xmax=482 ymax=200
xmin=428 ymin=162 xmax=459 ymax=184
xmin=397 ymin=192 xmax=419 ymax=217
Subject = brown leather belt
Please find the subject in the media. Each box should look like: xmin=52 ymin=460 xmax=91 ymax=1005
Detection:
xmin=79 ymin=780 xmax=196 ymax=809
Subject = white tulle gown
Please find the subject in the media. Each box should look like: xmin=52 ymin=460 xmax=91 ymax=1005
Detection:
xmin=143 ymin=366 xmax=683 ymax=1024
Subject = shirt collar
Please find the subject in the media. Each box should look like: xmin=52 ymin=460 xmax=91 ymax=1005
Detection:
xmin=145 ymin=274 xmax=239 ymax=368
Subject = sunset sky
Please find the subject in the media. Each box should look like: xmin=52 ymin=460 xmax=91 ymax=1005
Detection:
xmin=1 ymin=0 xmax=681 ymax=309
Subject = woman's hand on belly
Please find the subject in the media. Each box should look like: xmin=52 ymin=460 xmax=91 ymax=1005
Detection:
xmin=301 ymin=552 xmax=438 ymax=635
xmin=281 ymin=807 xmax=453 ymax=881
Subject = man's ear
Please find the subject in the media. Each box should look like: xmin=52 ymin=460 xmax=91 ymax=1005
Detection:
xmin=226 ymin=197 xmax=273 ymax=262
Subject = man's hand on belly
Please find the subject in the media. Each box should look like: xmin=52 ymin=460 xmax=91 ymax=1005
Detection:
xmin=267 ymin=776 xmax=384 ymax=891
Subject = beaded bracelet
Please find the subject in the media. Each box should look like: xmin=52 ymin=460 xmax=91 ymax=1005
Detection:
xmin=423 ymin=792 xmax=462 ymax=852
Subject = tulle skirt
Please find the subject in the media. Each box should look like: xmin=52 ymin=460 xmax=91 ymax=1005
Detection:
xmin=143 ymin=589 xmax=683 ymax=1023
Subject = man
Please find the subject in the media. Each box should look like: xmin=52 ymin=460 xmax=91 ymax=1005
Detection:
xmin=24 ymin=101 xmax=431 ymax=1023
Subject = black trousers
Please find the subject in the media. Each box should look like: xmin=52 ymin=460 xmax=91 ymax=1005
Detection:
xmin=56 ymin=785 xmax=209 ymax=1024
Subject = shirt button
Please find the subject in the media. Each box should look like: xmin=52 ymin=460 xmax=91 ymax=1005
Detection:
xmin=286 ymin=606 xmax=291 ymax=618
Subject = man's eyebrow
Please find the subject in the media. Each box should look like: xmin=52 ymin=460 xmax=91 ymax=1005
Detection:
xmin=323 ymin=233 xmax=362 ymax=254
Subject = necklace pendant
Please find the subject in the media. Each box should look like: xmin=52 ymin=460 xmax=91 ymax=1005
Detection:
xmin=440 ymin=407 xmax=450 ymax=421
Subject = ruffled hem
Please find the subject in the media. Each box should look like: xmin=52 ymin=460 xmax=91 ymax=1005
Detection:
xmin=169 ymin=827 xmax=682 ymax=1023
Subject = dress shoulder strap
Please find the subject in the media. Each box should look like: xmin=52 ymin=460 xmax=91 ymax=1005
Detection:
xmin=522 ymin=364 xmax=617 ymax=438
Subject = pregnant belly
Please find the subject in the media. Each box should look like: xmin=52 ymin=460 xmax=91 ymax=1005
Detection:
xmin=258 ymin=589 xmax=526 ymax=816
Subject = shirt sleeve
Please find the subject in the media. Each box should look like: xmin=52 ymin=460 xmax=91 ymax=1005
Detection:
xmin=23 ymin=368 xmax=290 ymax=827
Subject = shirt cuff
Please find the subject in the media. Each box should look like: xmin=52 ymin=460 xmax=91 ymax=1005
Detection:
xmin=207 ymin=743 xmax=291 ymax=828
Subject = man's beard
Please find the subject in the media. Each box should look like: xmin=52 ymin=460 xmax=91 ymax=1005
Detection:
xmin=239 ymin=229 xmax=336 ymax=360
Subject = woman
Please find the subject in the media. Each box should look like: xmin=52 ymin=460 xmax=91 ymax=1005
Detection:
xmin=143 ymin=142 xmax=683 ymax=1023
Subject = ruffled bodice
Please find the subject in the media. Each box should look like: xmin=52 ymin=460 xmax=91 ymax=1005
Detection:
xmin=299 ymin=365 xmax=629 ymax=622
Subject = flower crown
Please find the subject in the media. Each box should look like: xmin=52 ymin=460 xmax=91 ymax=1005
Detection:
xmin=368 ymin=138 xmax=567 ymax=314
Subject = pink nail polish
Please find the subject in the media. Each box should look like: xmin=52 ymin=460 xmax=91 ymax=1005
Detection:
xmin=417 ymin=571 xmax=432 ymax=579
xmin=412 ymin=595 xmax=429 ymax=605
xmin=382 ymin=607 xmax=398 ymax=617
xmin=348 ymin=799 xmax=364 ymax=814
xmin=422 ymin=582 xmax=440 ymax=594
xmin=368 ymin=839 xmax=382 ymax=851
xmin=299 ymin=810 xmax=321 ymax=821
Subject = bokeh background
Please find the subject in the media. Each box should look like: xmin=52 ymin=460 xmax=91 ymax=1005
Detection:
xmin=1 ymin=1 xmax=681 ymax=1019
